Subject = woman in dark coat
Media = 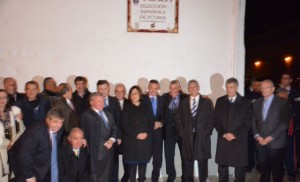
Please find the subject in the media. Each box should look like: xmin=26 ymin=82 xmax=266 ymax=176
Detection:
xmin=121 ymin=85 xmax=154 ymax=182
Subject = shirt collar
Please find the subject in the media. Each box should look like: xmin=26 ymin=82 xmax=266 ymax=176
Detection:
xmin=190 ymin=94 xmax=200 ymax=101
xmin=264 ymin=94 xmax=274 ymax=102
xmin=92 ymin=107 xmax=103 ymax=113
xmin=228 ymin=95 xmax=237 ymax=102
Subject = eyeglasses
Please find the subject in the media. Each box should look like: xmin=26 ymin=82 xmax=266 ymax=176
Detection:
xmin=0 ymin=96 xmax=8 ymax=100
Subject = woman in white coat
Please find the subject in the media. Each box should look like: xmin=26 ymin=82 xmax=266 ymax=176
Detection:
xmin=0 ymin=89 xmax=25 ymax=181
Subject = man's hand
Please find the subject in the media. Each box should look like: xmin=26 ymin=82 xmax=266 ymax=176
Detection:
xmin=137 ymin=133 xmax=148 ymax=140
xmin=82 ymin=139 xmax=88 ymax=147
xmin=16 ymin=113 xmax=23 ymax=121
xmin=117 ymin=139 xmax=122 ymax=145
xmin=259 ymin=136 xmax=273 ymax=146
xmin=154 ymin=121 xmax=163 ymax=130
xmin=104 ymin=139 xmax=114 ymax=149
xmin=26 ymin=177 xmax=36 ymax=182
xmin=223 ymin=133 xmax=236 ymax=141
xmin=256 ymin=136 xmax=264 ymax=145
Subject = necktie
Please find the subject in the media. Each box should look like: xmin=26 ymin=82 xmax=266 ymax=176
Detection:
xmin=169 ymin=98 xmax=177 ymax=112
xmin=99 ymin=111 xmax=110 ymax=129
xmin=104 ymin=98 xmax=109 ymax=108
xmin=191 ymin=98 xmax=197 ymax=118
xmin=151 ymin=97 xmax=157 ymax=117
xmin=229 ymin=98 xmax=233 ymax=104
xmin=51 ymin=132 xmax=58 ymax=182
xmin=74 ymin=149 xmax=79 ymax=157
xmin=119 ymin=100 xmax=123 ymax=110
xmin=262 ymin=100 xmax=269 ymax=121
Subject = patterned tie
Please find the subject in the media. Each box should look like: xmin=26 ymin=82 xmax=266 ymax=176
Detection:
xmin=151 ymin=97 xmax=157 ymax=117
xmin=169 ymin=98 xmax=177 ymax=112
xmin=99 ymin=111 xmax=110 ymax=129
xmin=51 ymin=132 xmax=58 ymax=182
xmin=191 ymin=98 xmax=197 ymax=119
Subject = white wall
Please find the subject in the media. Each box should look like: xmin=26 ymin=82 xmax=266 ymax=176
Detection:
xmin=0 ymin=0 xmax=246 ymax=177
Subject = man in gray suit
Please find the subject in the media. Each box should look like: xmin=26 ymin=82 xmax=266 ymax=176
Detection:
xmin=252 ymin=79 xmax=290 ymax=182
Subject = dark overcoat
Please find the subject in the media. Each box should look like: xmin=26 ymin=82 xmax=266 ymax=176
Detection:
xmin=214 ymin=94 xmax=253 ymax=167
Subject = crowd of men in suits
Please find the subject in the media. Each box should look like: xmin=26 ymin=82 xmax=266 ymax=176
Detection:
xmin=1 ymin=72 xmax=300 ymax=182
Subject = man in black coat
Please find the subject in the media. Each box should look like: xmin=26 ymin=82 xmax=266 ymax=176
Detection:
xmin=143 ymin=79 xmax=165 ymax=182
xmin=80 ymin=92 xmax=117 ymax=182
xmin=253 ymin=79 xmax=290 ymax=182
xmin=162 ymin=80 xmax=188 ymax=182
xmin=10 ymin=108 xmax=64 ymax=182
xmin=175 ymin=79 xmax=214 ymax=182
xmin=114 ymin=83 xmax=130 ymax=182
xmin=214 ymin=77 xmax=253 ymax=182
xmin=96 ymin=80 xmax=121 ymax=182
xmin=54 ymin=83 xmax=80 ymax=137
xmin=72 ymin=76 xmax=91 ymax=117
xmin=58 ymin=127 xmax=89 ymax=182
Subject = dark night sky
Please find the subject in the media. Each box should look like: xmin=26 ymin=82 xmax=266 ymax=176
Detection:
xmin=244 ymin=0 xmax=300 ymax=83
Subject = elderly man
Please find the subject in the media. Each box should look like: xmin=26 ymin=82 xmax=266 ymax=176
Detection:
xmin=3 ymin=77 xmax=24 ymax=104
xmin=253 ymin=79 xmax=290 ymax=182
xmin=80 ymin=92 xmax=117 ymax=182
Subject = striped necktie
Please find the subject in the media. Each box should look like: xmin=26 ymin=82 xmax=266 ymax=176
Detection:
xmin=191 ymin=98 xmax=197 ymax=119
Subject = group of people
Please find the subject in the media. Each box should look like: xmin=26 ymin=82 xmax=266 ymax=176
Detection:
xmin=0 ymin=73 xmax=299 ymax=182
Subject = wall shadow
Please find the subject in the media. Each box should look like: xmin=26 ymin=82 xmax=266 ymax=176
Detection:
xmin=32 ymin=75 xmax=45 ymax=91
xmin=137 ymin=77 xmax=149 ymax=94
xmin=176 ymin=76 xmax=188 ymax=93
xmin=159 ymin=78 xmax=170 ymax=95
xmin=207 ymin=73 xmax=226 ymax=105
xmin=0 ymin=77 xmax=4 ymax=89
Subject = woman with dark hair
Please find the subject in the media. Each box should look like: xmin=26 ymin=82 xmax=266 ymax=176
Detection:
xmin=0 ymin=89 xmax=25 ymax=181
xmin=121 ymin=85 xmax=154 ymax=182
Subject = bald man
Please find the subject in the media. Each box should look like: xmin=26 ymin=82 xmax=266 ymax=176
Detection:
xmin=3 ymin=77 xmax=24 ymax=104
xmin=252 ymin=79 xmax=290 ymax=182
xmin=58 ymin=128 xmax=89 ymax=182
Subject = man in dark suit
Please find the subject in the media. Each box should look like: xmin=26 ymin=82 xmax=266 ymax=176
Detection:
xmin=96 ymin=80 xmax=121 ymax=182
xmin=175 ymin=79 xmax=214 ymax=182
xmin=72 ymin=76 xmax=91 ymax=117
xmin=253 ymin=79 xmax=290 ymax=182
xmin=162 ymin=80 xmax=188 ymax=182
xmin=114 ymin=83 xmax=130 ymax=182
xmin=214 ymin=77 xmax=253 ymax=182
xmin=54 ymin=83 xmax=80 ymax=137
xmin=143 ymin=79 xmax=165 ymax=182
xmin=81 ymin=92 xmax=117 ymax=182
xmin=40 ymin=77 xmax=58 ymax=106
xmin=11 ymin=108 xmax=64 ymax=182
xmin=58 ymin=127 xmax=89 ymax=182
xmin=3 ymin=77 xmax=24 ymax=104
